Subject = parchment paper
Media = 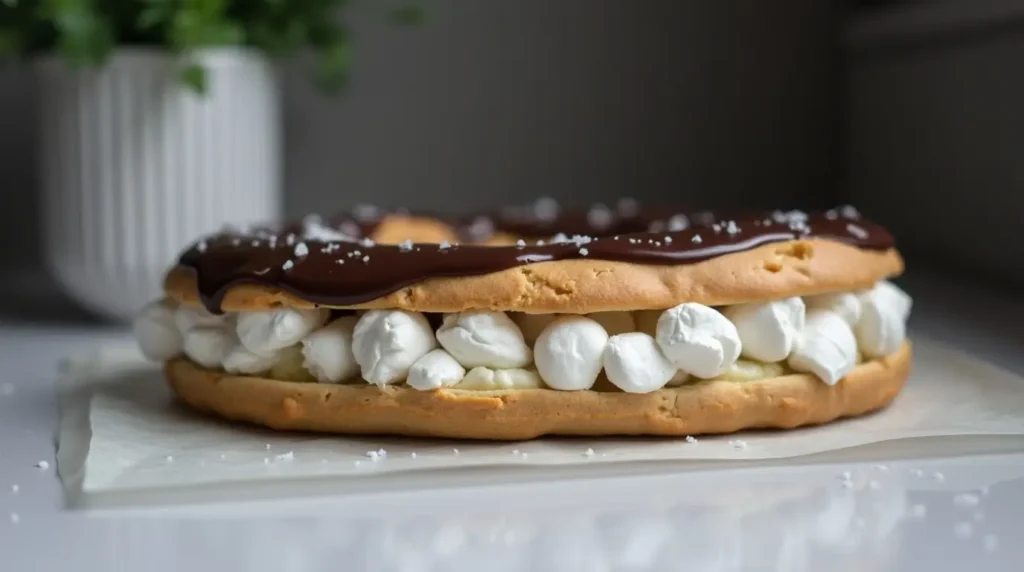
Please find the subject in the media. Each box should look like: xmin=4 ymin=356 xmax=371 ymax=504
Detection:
xmin=57 ymin=338 xmax=1024 ymax=504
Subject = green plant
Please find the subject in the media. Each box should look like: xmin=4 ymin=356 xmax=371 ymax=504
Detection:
xmin=0 ymin=0 xmax=424 ymax=93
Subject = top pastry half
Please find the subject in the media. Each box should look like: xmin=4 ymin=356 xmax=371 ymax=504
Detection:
xmin=164 ymin=200 xmax=903 ymax=315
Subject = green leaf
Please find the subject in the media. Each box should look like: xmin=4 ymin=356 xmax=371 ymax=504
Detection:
xmin=181 ymin=63 xmax=207 ymax=94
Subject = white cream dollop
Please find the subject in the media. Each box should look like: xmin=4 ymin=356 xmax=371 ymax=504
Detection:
xmin=586 ymin=311 xmax=637 ymax=336
xmin=301 ymin=316 xmax=360 ymax=383
xmin=788 ymin=309 xmax=858 ymax=385
xmin=805 ymin=292 xmax=862 ymax=327
xmin=175 ymin=305 xmax=227 ymax=334
xmin=533 ymin=316 xmax=609 ymax=390
xmin=236 ymin=308 xmax=329 ymax=356
xmin=407 ymin=349 xmax=466 ymax=390
xmin=222 ymin=344 xmax=279 ymax=375
xmin=133 ymin=300 xmax=183 ymax=361
xmin=510 ymin=313 xmax=559 ymax=345
xmin=182 ymin=326 xmax=234 ymax=369
xmin=723 ymin=297 xmax=805 ymax=362
xmin=352 ymin=310 xmax=438 ymax=386
xmin=603 ymin=333 xmax=678 ymax=394
xmin=655 ymin=303 xmax=741 ymax=379
xmin=855 ymin=281 xmax=912 ymax=358
xmin=455 ymin=367 xmax=543 ymax=390
xmin=435 ymin=311 xmax=532 ymax=369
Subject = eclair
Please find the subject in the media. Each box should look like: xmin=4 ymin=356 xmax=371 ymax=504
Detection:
xmin=134 ymin=200 xmax=912 ymax=440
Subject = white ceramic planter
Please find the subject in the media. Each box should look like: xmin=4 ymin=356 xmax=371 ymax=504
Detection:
xmin=35 ymin=48 xmax=282 ymax=322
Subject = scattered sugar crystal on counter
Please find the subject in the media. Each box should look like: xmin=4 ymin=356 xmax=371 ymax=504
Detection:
xmin=294 ymin=242 xmax=309 ymax=257
xmin=583 ymin=448 xmax=596 ymax=458
xmin=520 ymin=453 xmax=529 ymax=460
xmin=579 ymin=248 xmax=589 ymax=256
xmin=954 ymin=522 xmax=974 ymax=538
xmin=354 ymin=460 xmax=363 ymax=467
xmin=840 ymin=471 xmax=852 ymax=480
xmin=275 ymin=451 xmax=294 ymax=462
xmin=685 ymin=436 xmax=698 ymax=444
xmin=983 ymin=534 xmax=999 ymax=552
xmin=282 ymin=260 xmax=294 ymax=271
xmin=165 ymin=456 xmax=173 ymax=463
xmin=265 ymin=444 xmax=271 ymax=450
xmin=954 ymin=494 xmax=980 ymax=508
xmin=910 ymin=504 xmax=927 ymax=518
xmin=730 ymin=440 xmax=748 ymax=450
xmin=452 ymin=448 xmax=460 ymax=456
xmin=410 ymin=452 xmax=417 ymax=459
xmin=512 ymin=449 xmax=520 ymax=456
xmin=35 ymin=461 xmax=48 ymax=471
xmin=219 ymin=454 xmax=226 ymax=460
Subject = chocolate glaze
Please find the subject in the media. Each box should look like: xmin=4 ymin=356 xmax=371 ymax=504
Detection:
xmin=179 ymin=204 xmax=894 ymax=313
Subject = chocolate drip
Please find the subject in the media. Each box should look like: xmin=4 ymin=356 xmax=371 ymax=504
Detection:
xmin=180 ymin=207 xmax=894 ymax=313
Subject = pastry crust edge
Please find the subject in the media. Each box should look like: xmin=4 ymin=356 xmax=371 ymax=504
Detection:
xmin=165 ymin=341 xmax=911 ymax=440
xmin=164 ymin=238 xmax=904 ymax=314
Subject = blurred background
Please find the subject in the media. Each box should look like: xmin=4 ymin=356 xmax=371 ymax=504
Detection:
xmin=0 ymin=0 xmax=1020 ymax=322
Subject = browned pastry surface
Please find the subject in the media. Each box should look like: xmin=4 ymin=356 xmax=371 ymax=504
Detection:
xmin=165 ymin=238 xmax=903 ymax=314
xmin=165 ymin=341 xmax=911 ymax=440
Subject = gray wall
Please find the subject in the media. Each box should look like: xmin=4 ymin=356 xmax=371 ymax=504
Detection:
xmin=0 ymin=0 xmax=839 ymax=277
xmin=846 ymin=4 xmax=1024 ymax=285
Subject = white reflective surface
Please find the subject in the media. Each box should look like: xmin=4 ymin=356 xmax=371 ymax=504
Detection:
xmin=1 ymin=265 xmax=1022 ymax=572
xmin=5 ymin=454 xmax=1022 ymax=571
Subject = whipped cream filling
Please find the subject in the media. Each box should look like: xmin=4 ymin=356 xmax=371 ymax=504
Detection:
xmin=136 ymin=281 xmax=911 ymax=394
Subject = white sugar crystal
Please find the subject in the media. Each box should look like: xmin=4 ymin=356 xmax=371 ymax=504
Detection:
xmin=579 ymin=247 xmax=589 ymax=256
xmin=583 ymin=448 xmax=596 ymax=458
xmin=691 ymin=235 xmax=702 ymax=244
xmin=35 ymin=461 xmax=48 ymax=471
xmin=516 ymin=239 xmax=526 ymax=248
xmin=439 ymin=241 xmax=451 ymax=250
xmin=846 ymin=223 xmax=869 ymax=240
xmin=275 ymin=451 xmax=294 ymax=462
xmin=685 ymin=436 xmax=697 ymax=443
xmin=294 ymin=242 xmax=309 ymax=257
xmin=953 ymin=494 xmax=980 ymax=508
xmin=399 ymin=239 xmax=414 ymax=251
xmin=282 ymin=260 xmax=294 ymax=271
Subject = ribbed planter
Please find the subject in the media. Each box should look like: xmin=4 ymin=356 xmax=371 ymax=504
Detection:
xmin=35 ymin=48 xmax=282 ymax=322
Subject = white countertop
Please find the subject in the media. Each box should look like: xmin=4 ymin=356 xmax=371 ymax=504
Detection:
xmin=0 ymin=269 xmax=1021 ymax=571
